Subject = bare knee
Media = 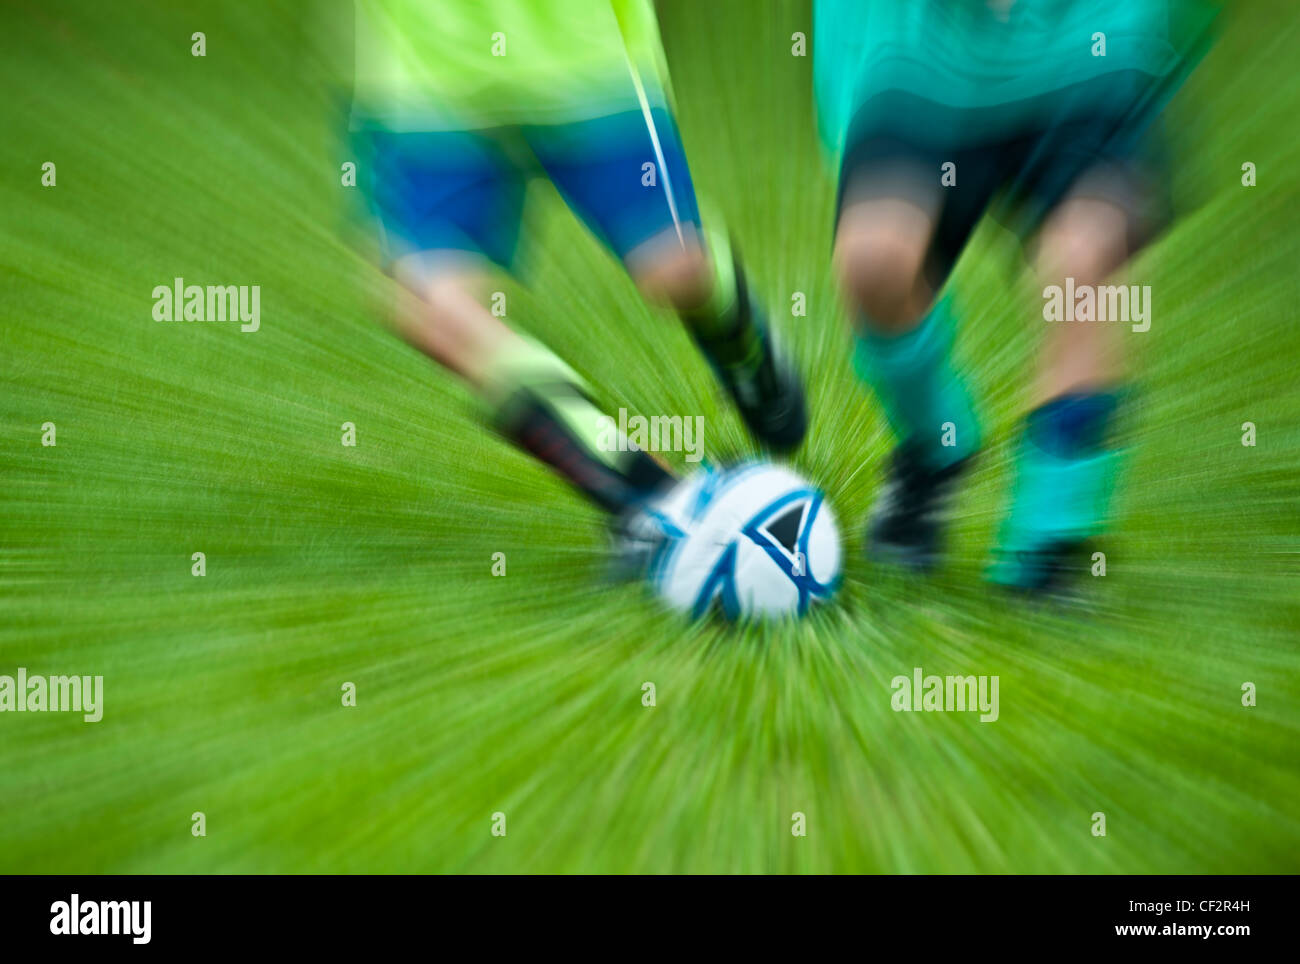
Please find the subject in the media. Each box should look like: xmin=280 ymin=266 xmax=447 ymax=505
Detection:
xmin=389 ymin=252 xmax=509 ymax=386
xmin=834 ymin=200 xmax=934 ymax=333
xmin=1036 ymin=198 xmax=1130 ymax=288
xmin=626 ymin=229 xmax=714 ymax=310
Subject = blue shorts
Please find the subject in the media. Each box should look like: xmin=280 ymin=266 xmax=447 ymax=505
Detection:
xmin=352 ymin=108 xmax=703 ymax=269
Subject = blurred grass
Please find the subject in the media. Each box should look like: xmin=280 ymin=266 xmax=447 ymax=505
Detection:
xmin=1 ymin=0 xmax=1297 ymax=873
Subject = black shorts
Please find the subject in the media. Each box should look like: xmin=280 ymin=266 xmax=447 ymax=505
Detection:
xmin=836 ymin=75 xmax=1171 ymax=288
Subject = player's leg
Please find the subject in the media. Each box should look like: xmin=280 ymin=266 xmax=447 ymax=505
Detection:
xmin=833 ymin=141 xmax=988 ymax=570
xmin=981 ymin=77 xmax=1178 ymax=594
xmin=986 ymin=192 xmax=1131 ymax=591
xmin=360 ymin=128 xmax=674 ymax=516
xmin=981 ymin=0 xmax=1217 ymax=592
xmin=392 ymin=256 xmax=672 ymax=514
xmin=528 ymin=108 xmax=807 ymax=452
xmin=1033 ymin=197 xmax=1128 ymax=405
xmin=633 ymin=222 xmax=806 ymax=451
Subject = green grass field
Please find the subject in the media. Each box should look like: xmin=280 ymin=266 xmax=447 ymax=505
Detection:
xmin=2 ymin=0 xmax=1298 ymax=873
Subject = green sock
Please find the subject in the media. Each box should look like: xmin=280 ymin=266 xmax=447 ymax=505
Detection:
xmin=853 ymin=297 xmax=979 ymax=468
xmin=480 ymin=337 xmax=606 ymax=452
xmin=481 ymin=337 xmax=672 ymax=511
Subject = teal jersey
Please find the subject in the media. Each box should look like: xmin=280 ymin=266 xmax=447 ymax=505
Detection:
xmin=814 ymin=0 xmax=1217 ymax=156
xmin=350 ymin=0 xmax=671 ymax=131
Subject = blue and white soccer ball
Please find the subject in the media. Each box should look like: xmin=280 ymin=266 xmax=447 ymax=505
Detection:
xmin=648 ymin=462 xmax=841 ymax=620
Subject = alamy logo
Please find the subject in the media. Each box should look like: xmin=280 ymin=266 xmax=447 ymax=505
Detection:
xmin=1042 ymin=277 xmax=1151 ymax=332
xmin=152 ymin=276 xmax=260 ymax=332
xmin=50 ymin=894 xmax=151 ymax=944
xmin=891 ymin=667 xmax=999 ymax=722
xmin=0 ymin=668 xmax=102 ymax=722
xmin=597 ymin=408 xmax=704 ymax=463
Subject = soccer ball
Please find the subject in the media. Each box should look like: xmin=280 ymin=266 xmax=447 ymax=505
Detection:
xmin=648 ymin=462 xmax=841 ymax=620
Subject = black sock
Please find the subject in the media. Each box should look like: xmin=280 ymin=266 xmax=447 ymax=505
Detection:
xmin=682 ymin=253 xmax=778 ymax=396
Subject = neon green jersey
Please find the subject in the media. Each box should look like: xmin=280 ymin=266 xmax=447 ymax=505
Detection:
xmin=350 ymin=0 xmax=671 ymax=131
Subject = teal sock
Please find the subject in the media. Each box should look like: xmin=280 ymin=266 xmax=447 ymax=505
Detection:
xmin=1004 ymin=391 xmax=1122 ymax=545
xmin=853 ymin=298 xmax=979 ymax=467
xmin=988 ymin=393 xmax=1124 ymax=584
xmin=994 ymin=436 xmax=1120 ymax=556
